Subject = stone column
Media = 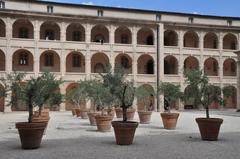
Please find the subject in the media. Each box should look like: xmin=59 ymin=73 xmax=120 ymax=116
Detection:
xmin=6 ymin=17 xmax=13 ymax=73
xmin=234 ymin=51 xmax=240 ymax=110
xmin=4 ymin=91 xmax=12 ymax=112
xmin=85 ymin=52 xmax=91 ymax=79
xmin=34 ymin=20 xmax=40 ymax=76
xmin=85 ymin=23 xmax=92 ymax=43
xmin=59 ymin=83 xmax=66 ymax=111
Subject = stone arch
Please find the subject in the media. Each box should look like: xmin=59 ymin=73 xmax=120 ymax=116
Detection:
xmin=115 ymin=53 xmax=132 ymax=74
xmin=164 ymin=55 xmax=178 ymax=74
xmin=40 ymin=21 xmax=60 ymax=40
xmin=0 ymin=84 xmax=4 ymax=112
xmin=12 ymin=19 xmax=34 ymax=39
xmin=137 ymin=84 xmax=155 ymax=111
xmin=66 ymin=52 xmax=85 ymax=73
xmin=137 ymin=54 xmax=154 ymax=74
xmin=40 ymin=50 xmax=60 ymax=72
xmin=164 ymin=30 xmax=178 ymax=46
xmin=184 ymin=56 xmax=199 ymax=71
xmin=204 ymin=57 xmax=219 ymax=76
xmin=12 ymin=49 xmax=34 ymax=72
xmin=115 ymin=26 xmax=132 ymax=44
xmin=223 ymin=85 xmax=237 ymax=109
xmin=184 ymin=31 xmax=199 ymax=48
xmin=137 ymin=27 xmax=154 ymax=45
xmin=0 ymin=49 xmax=5 ymax=71
xmin=204 ymin=32 xmax=218 ymax=49
xmin=223 ymin=33 xmax=238 ymax=50
xmin=91 ymin=53 xmax=109 ymax=73
xmin=0 ymin=19 xmax=6 ymax=37
xmin=65 ymin=83 xmax=79 ymax=111
xmin=223 ymin=58 xmax=236 ymax=76
xmin=91 ymin=25 xmax=109 ymax=43
xmin=66 ymin=23 xmax=85 ymax=41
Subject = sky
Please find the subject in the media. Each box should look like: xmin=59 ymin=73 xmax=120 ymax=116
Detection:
xmin=44 ymin=0 xmax=240 ymax=17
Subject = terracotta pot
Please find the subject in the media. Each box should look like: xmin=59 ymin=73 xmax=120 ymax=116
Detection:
xmin=80 ymin=109 xmax=88 ymax=119
xmin=160 ymin=113 xmax=179 ymax=130
xmin=115 ymin=108 xmax=136 ymax=120
xmin=95 ymin=115 xmax=113 ymax=132
xmin=32 ymin=111 xmax=50 ymax=123
xmin=16 ymin=122 xmax=47 ymax=149
xmin=138 ymin=111 xmax=152 ymax=124
xmin=196 ymin=118 xmax=223 ymax=141
xmin=115 ymin=108 xmax=123 ymax=118
xmin=71 ymin=109 xmax=76 ymax=116
xmin=112 ymin=121 xmax=138 ymax=145
xmin=87 ymin=112 xmax=100 ymax=126
xmin=75 ymin=108 xmax=81 ymax=117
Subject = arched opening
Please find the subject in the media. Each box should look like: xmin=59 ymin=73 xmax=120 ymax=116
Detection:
xmin=137 ymin=54 xmax=154 ymax=74
xmin=204 ymin=32 xmax=218 ymax=49
xmin=66 ymin=23 xmax=85 ymax=42
xmin=0 ymin=49 xmax=5 ymax=71
xmin=204 ymin=57 xmax=219 ymax=76
xmin=40 ymin=21 xmax=60 ymax=40
xmin=164 ymin=55 xmax=178 ymax=74
xmin=40 ymin=50 xmax=60 ymax=72
xmin=12 ymin=19 xmax=34 ymax=39
xmin=223 ymin=58 xmax=236 ymax=76
xmin=91 ymin=53 xmax=109 ymax=73
xmin=137 ymin=84 xmax=155 ymax=111
xmin=66 ymin=52 xmax=85 ymax=73
xmin=115 ymin=26 xmax=132 ymax=44
xmin=0 ymin=19 xmax=6 ymax=37
xmin=137 ymin=27 xmax=154 ymax=45
xmin=223 ymin=86 xmax=237 ymax=109
xmin=164 ymin=30 xmax=178 ymax=46
xmin=184 ymin=56 xmax=199 ymax=72
xmin=91 ymin=25 xmax=109 ymax=43
xmin=12 ymin=49 xmax=34 ymax=72
xmin=65 ymin=83 xmax=79 ymax=110
xmin=0 ymin=84 xmax=4 ymax=112
xmin=184 ymin=31 xmax=199 ymax=48
xmin=115 ymin=54 xmax=132 ymax=74
xmin=223 ymin=33 xmax=238 ymax=50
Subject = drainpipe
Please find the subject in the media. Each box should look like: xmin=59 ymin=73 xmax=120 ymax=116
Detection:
xmin=156 ymin=24 xmax=160 ymax=112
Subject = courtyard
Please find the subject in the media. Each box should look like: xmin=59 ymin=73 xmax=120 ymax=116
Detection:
xmin=0 ymin=110 xmax=239 ymax=159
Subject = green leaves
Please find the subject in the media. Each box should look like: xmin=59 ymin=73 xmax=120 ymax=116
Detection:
xmin=136 ymin=85 xmax=155 ymax=111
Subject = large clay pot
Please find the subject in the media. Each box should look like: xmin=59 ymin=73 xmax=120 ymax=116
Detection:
xmin=80 ymin=109 xmax=88 ymax=119
xmin=196 ymin=118 xmax=223 ymax=141
xmin=160 ymin=113 xmax=179 ymax=130
xmin=16 ymin=122 xmax=47 ymax=149
xmin=32 ymin=110 xmax=50 ymax=123
xmin=112 ymin=121 xmax=138 ymax=145
xmin=138 ymin=111 xmax=152 ymax=124
xmin=95 ymin=115 xmax=113 ymax=132
xmin=75 ymin=108 xmax=81 ymax=117
xmin=115 ymin=108 xmax=136 ymax=120
xmin=87 ymin=112 xmax=100 ymax=126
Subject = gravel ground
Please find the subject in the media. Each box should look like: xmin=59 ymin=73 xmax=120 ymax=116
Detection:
xmin=0 ymin=111 xmax=240 ymax=159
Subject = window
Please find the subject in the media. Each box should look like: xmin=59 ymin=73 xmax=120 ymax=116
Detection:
xmin=94 ymin=34 xmax=105 ymax=43
xmin=19 ymin=53 xmax=28 ymax=65
xmin=19 ymin=27 xmax=29 ymax=38
xmin=121 ymin=56 xmax=129 ymax=68
xmin=146 ymin=35 xmax=153 ymax=45
xmin=156 ymin=14 xmax=161 ymax=21
xmin=72 ymin=31 xmax=81 ymax=41
xmin=44 ymin=53 xmax=54 ymax=66
xmin=213 ymin=60 xmax=218 ymax=72
xmin=121 ymin=34 xmax=129 ymax=44
xmin=72 ymin=54 xmax=81 ymax=67
xmin=97 ymin=10 xmax=103 ymax=16
xmin=0 ymin=1 xmax=5 ymax=9
xmin=47 ymin=5 xmax=53 ymax=13
xmin=45 ymin=30 xmax=54 ymax=40
xmin=188 ymin=17 xmax=194 ymax=24
xmin=231 ymin=61 xmax=236 ymax=72
xmin=231 ymin=41 xmax=236 ymax=50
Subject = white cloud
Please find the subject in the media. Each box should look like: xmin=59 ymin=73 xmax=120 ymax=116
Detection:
xmin=82 ymin=2 xmax=94 ymax=5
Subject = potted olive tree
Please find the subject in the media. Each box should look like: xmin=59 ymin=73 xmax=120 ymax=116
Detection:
xmin=136 ymin=85 xmax=155 ymax=124
xmin=158 ymin=82 xmax=183 ymax=129
xmin=0 ymin=72 xmax=62 ymax=149
xmin=184 ymin=70 xmax=223 ymax=141
xmin=66 ymin=81 xmax=89 ymax=119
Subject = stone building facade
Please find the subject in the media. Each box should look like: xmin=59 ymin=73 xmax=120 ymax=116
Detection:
xmin=0 ymin=0 xmax=239 ymax=112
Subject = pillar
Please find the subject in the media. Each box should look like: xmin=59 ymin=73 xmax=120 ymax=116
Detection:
xmin=234 ymin=51 xmax=240 ymax=110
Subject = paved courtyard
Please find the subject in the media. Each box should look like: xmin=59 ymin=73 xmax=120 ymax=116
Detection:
xmin=0 ymin=110 xmax=240 ymax=159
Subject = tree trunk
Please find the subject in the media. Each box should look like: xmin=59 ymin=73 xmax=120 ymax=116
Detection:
xmin=206 ymin=105 xmax=210 ymax=118
xmin=28 ymin=96 xmax=33 ymax=123
xmin=122 ymin=107 xmax=127 ymax=122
